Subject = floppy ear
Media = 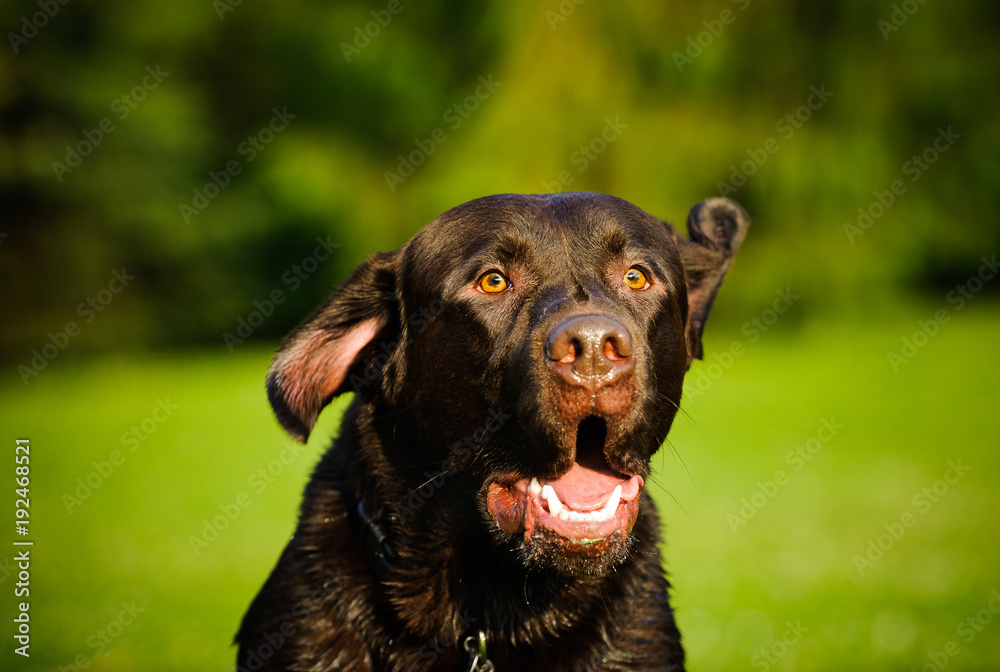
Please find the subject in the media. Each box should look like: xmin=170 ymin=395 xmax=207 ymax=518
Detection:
xmin=266 ymin=250 xmax=399 ymax=442
xmin=678 ymin=198 xmax=750 ymax=366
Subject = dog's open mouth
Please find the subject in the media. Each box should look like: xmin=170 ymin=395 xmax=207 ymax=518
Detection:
xmin=486 ymin=416 xmax=644 ymax=545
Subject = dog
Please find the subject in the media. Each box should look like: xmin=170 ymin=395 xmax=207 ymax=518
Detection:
xmin=236 ymin=192 xmax=749 ymax=671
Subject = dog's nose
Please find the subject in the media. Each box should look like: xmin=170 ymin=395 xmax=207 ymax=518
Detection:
xmin=546 ymin=315 xmax=633 ymax=384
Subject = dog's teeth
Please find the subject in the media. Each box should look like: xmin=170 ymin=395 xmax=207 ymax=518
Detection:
xmin=541 ymin=484 xmax=563 ymax=516
xmin=541 ymin=484 xmax=621 ymax=523
xmin=600 ymin=485 xmax=622 ymax=518
xmin=528 ymin=477 xmax=543 ymax=497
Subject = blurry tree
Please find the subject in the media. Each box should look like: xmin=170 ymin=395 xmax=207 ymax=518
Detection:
xmin=1 ymin=0 xmax=997 ymax=360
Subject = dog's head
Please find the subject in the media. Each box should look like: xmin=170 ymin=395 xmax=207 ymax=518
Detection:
xmin=267 ymin=192 xmax=748 ymax=577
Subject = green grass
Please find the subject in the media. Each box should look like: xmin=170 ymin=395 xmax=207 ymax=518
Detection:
xmin=660 ymin=305 xmax=1000 ymax=671
xmin=2 ymin=305 xmax=998 ymax=671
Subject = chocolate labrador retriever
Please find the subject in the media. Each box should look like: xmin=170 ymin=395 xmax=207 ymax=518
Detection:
xmin=236 ymin=192 xmax=749 ymax=671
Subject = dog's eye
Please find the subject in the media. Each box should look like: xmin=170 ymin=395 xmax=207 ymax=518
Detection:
xmin=623 ymin=267 xmax=650 ymax=291
xmin=478 ymin=271 xmax=509 ymax=294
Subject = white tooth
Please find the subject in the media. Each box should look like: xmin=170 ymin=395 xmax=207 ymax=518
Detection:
xmin=600 ymin=485 xmax=622 ymax=518
xmin=528 ymin=477 xmax=543 ymax=497
xmin=542 ymin=485 xmax=563 ymax=516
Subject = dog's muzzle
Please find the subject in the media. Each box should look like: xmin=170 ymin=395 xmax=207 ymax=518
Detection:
xmin=545 ymin=314 xmax=634 ymax=392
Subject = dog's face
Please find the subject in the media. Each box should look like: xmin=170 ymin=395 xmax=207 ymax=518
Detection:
xmin=267 ymin=192 xmax=748 ymax=577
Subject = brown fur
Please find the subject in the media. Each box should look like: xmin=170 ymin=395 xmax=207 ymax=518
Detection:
xmin=237 ymin=192 xmax=749 ymax=671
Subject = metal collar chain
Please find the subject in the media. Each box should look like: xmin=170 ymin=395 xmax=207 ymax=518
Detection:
xmin=463 ymin=630 xmax=495 ymax=672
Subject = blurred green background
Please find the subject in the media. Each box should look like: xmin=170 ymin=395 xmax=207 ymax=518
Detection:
xmin=1 ymin=0 xmax=998 ymax=670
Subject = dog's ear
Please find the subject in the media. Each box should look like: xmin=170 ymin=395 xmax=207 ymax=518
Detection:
xmin=266 ymin=250 xmax=399 ymax=442
xmin=677 ymin=198 xmax=750 ymax=366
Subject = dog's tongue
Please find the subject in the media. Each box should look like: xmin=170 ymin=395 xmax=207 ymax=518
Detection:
xmin=547 ymin=462 xmax=636 ymax=510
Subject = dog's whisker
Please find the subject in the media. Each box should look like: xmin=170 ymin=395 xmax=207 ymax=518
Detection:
xmin=650 ymin=389 xmax=698 ymax=426
xmin=652 ymin=482 xmax=690 ymax=519
xmin=399 ymin=470 xmax=450 ymax=501
xmin=660 ymin=436 xmax=693 ymax=486
xmin=481 ymin=402 xmax=516 ymax=434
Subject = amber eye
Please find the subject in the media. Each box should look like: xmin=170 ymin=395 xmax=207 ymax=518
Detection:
xmin=478 ymin=271 xmax=509 ymax=293
xmin=623 ymin=267 xmax=649 ymax=290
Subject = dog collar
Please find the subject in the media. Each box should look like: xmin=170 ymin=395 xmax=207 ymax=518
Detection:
xmin=343 ymin=482 xmax=397 ymax=580
xmin=463 ymin=630 xmax=495 ymax=671
xmin=341 ymin=481 xmax=495 ymax=671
